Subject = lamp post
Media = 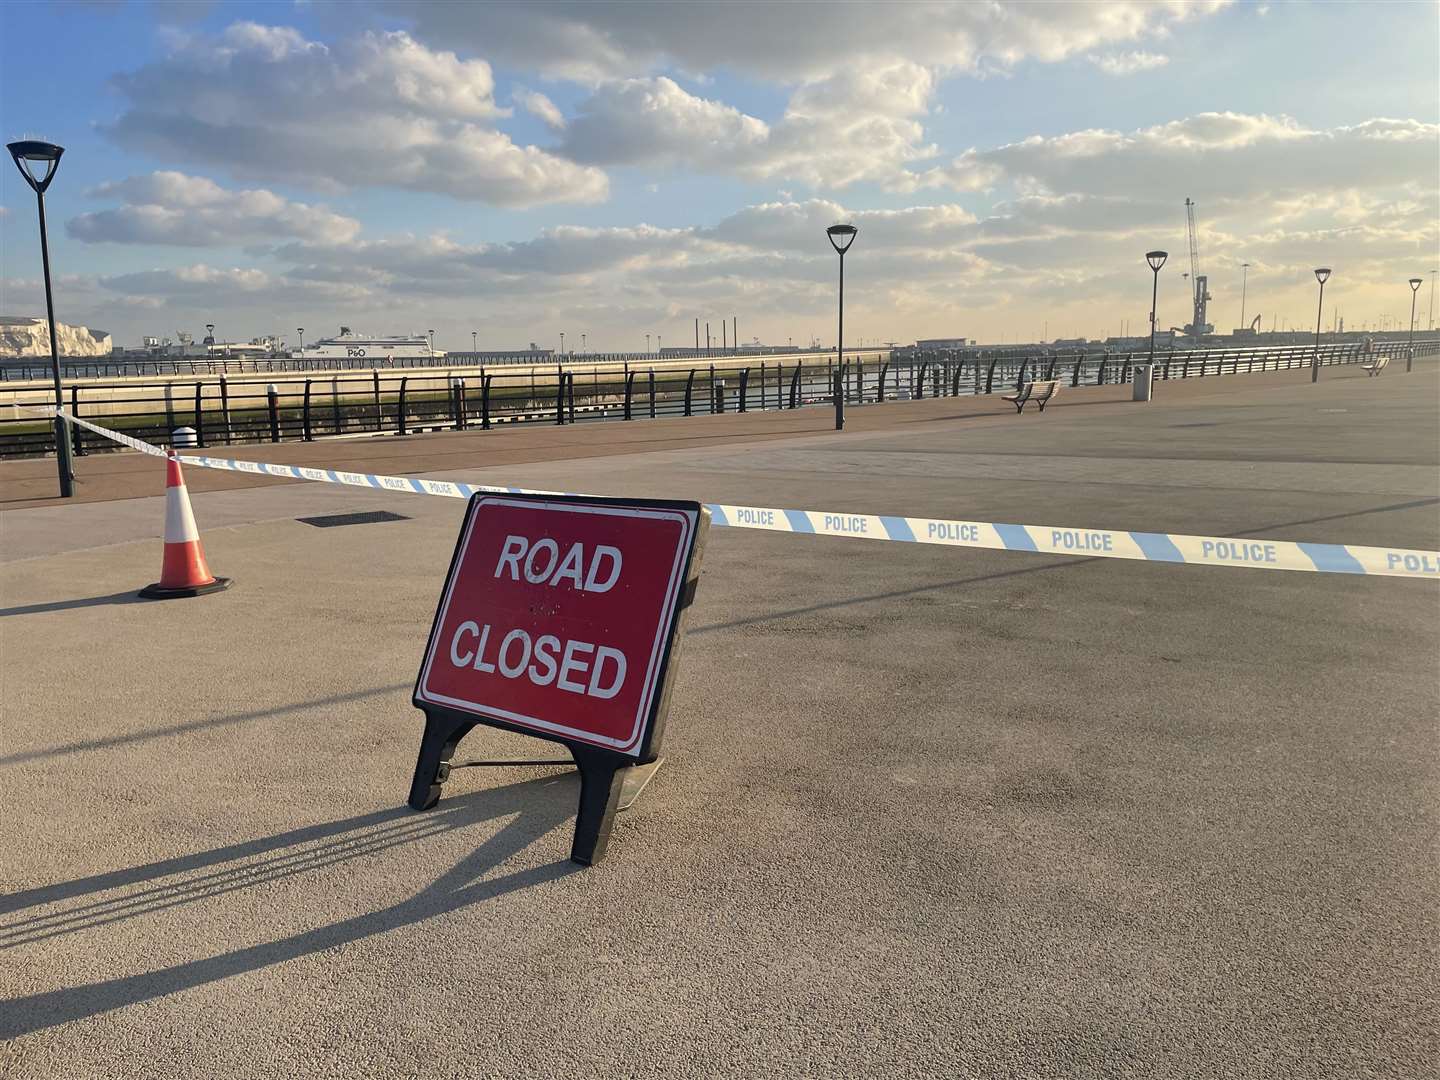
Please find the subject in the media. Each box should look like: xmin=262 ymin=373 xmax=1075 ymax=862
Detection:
xmin=1310 ymin=268 xmax=1331 ymax=383
xmin=297 ymin=328 xmax=304 ymax=358
xmin=1239 ymin=263 xmax=1249 ymax=330
xmin=1145 ymin=250 xmax=1168 ymax=372
xmin=646 ymin=333 xmax=651 ymax=354
xmin=581 ymin=332 xmax=586 ymax=354
xmin=826 ymin=223 xmax=858 ymax=431
xmin=1407 ymin=277 xmax=1422 ymax=372
xmin=8 ymin=140 xmax=73 ymax=497
xmin=560 ymin=332 xmax=565 ymax=355
xmin=472 ymin=330 xmax=477 ymax=355
xmin=428 ymin=329 xmax=435 ymax=356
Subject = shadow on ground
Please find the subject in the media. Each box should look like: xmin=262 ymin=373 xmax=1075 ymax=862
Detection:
xmin=0 ymin=776 xmax=577 ymax=1038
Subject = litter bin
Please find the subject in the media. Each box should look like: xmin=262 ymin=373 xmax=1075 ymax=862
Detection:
xmin=172 ymin=426 xmax=199 ymax=448
xmin=1132 ymin=364 xmax=1154 ymax=402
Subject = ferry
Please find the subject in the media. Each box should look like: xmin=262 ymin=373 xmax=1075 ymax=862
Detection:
xmin=301 ymin=327 xmax=441 ymax=361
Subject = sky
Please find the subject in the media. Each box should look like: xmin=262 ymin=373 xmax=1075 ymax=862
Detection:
xmin=1 ymin=0 xmax=1436 ymax=352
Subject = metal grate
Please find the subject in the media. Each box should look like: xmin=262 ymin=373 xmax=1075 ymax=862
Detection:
xmin=296 ymin=510 xmax=411 ymax=528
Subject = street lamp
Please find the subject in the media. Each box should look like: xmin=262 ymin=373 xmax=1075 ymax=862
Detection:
xmin=1239 ymin=263 xmax=1250 ymax=330
xmin=560 ymin=331 xmax=565 ymax=355
xmin=1145 ymin=250 xmax=1168 ymax=372
xmin=1407 ymin=277 xmax=1422 ymax=372
xmin=646 ymin=333 xmax=651 ymax=354
xmin=581 ymin=332 xmax=587 ymax=354
xmin=297 ymin=327 xmax=304 ymax=357
xmin=1310 ymin=268 xmax=1331 ymax=383
xmin=472 ymin=330 xmax=478 ymax=355
xmin=428 ymin=329 xmax=435 ymax=355
xmin=826 ymin=222 xmax=858 ymax=431
xmin=8 ymin=139 xmax=74 ymax=497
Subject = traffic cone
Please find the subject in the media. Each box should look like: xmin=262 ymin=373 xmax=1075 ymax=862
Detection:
xmin=139 ymin=453 xmax=232 ymax=599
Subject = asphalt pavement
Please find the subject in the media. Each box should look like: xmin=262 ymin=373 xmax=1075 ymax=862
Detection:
xmin=1 ymin=363 xmax=1436 ymax=1079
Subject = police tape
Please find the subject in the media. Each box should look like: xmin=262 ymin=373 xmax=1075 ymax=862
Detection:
xmin=40 ymin=408 xmax=1440 ymax=580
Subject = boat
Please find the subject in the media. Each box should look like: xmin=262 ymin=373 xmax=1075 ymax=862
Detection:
xmin=301 ymin=327 xmax=441 ymax=361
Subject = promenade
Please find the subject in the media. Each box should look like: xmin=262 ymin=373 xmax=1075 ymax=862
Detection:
xmin=2 ymin=362 xmax=1436 ymax=1078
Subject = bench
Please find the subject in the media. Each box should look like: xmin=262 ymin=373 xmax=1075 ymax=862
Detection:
xmin=1002 ymin=379 xmax=1060 ymax=413
xmin=1360 ymin=355 xmax=1389 ymax=377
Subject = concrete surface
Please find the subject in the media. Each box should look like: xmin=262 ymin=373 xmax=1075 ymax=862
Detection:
xmin=1 ymin=364 xmax=1437 ymax=1079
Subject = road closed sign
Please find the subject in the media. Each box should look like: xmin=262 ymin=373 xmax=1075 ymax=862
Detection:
xmin=415 ymin=493 xmax=708 ymax=759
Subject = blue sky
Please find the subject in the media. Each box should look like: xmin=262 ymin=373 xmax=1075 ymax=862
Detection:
xmin=2 ymin=0 xmax=1436 ymax=351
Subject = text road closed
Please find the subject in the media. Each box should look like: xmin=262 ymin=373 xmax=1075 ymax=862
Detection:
xmin=418 ymin=498 xmax=695 ymax=753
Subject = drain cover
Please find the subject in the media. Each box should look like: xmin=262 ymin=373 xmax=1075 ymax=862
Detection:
xmin=297 ymin=510 xmax=411 ymax=528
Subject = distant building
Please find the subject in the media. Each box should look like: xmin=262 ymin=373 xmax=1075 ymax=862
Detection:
xmin=915 ymin=337 xmax=969 ymax=349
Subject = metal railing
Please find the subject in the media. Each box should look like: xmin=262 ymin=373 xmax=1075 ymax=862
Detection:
xmin=1 ymin=340 xmax=1435 ymax=460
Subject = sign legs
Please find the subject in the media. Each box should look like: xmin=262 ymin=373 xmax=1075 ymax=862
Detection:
xmin=408 ymin=711 xmax=476 ymax=811
xmin=408 ymin=710 xmax=660 ymax=867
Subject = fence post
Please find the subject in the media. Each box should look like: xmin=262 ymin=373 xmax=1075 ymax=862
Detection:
xmin=916 ymin=362 xmax=927 ymax=399
xmin=684 ymin=369 xmax=695 ymax=416
xmin=192 ymin=381 xmax=206 ymax=447
xmin=219 ymin=374 xmax=232 ymax=445
xmin=649 ymin=369 xmax=656 ymax=418
xmin=878 ymin=362 xmax=889 ymax=402
xmin=373 ymin=370 xmax=382 ymax=431
xmin=330 ymin=377 xmax=342 ymax=435
xmin=70 ymin=385 xmax=85 ymax=456
xmin=481 ymin=374 xmax=492 ymax=430
xmin=985 ymin=359 xmax=998 ymax=393
xmin=267 ymin=383 xmax=281 ymax=442
xmin=789 ymin=364 xmax=802 ymax=408
xmin=398 ymin=377 xmax=409 ymax=435
xmin=567 ymin=372 xmax=576 ymax=423
xmin=302 ymin=380 xmax=314 ymax=440
xmin=760 ymin=362 xmax=766 ymax=409
xmin=624 ymin=370 xmax=635 ymax=420
xmin=738 ymin=368 xmax=749 ymax=413
xmin=1016 ymin=360 xmax=1028 ymax=390
xmin=556 ymin=368 xmax=566 ymax=425
xmin=452 ymin=378 xmax=467 ymax=431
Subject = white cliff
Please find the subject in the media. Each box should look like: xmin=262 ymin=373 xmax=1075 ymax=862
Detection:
xmin=0 ymin=316 xmax=113 ymax=357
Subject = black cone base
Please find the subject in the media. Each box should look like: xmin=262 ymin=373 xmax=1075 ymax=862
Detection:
xmin=138 ymin=576 xmax=233 ymax=600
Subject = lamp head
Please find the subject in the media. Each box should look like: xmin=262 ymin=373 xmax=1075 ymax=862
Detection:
xmin=1314 ymin=267 xmax=1331 ymax=285
xmin=1409 ymin=277 xmax=1423 ymax=291
xmin=826 ymin=223 xmax=858 ymax=255
xmin=1146 ymin=250 xmax=1168 ymax=272
xmin=7 ymin=140 xmax=64 ymax=195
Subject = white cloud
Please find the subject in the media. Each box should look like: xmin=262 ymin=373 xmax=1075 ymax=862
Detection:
xmin=561 ymin=67 xmax=937 ymax=189
xmin=1089 ymin=51 xmax=1169 ymax=75
xmin=383 ymin=1 xmax=1230 ymax=83
xmin=68 ymin=171 xmax=362 ymax=246
xmin=908 ymin=113 xmax=1438 ymax=204
xmin=513 ymin=87 xmax=566 ymax=131
xmin=105 ymin=22 xmax=607 ymax=207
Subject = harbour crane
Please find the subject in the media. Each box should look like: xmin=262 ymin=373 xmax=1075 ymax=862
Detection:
xmin=1183 ymin=198 xmax=1213 ymax=336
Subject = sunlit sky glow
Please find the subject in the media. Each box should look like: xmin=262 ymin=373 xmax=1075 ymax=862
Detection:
xmin=2 ymin=0 xmax=1436 ymax=351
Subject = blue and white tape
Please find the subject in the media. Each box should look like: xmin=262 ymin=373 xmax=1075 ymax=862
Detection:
xmin=45 ymin=409 xmax=1440 ymax=580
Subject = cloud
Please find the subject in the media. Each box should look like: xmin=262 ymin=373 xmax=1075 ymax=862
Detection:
xmin=560 ymin=67 xmax=937 ymax=189
xmin=1089 ymin=51 xmax=1169 ymax=75
xmin=383 ymin=1 xmax=1229 ymax=83
xmin=67 ymin=171 xmax=362 ymax=245
xmin=104 ymin=22 xmax=607 ymax=206
xmin=513 ymin=87 xmax=566 ymax=131
xmin=908 ymin=113 xmax=1439 ymax=205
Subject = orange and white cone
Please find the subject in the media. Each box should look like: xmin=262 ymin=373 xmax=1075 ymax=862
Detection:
xmin=139 ymin=453 xmax=232 ymax=599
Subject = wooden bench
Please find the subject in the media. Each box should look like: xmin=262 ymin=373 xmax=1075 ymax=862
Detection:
xmin=1002 ymin=379 xmax=1060 ymax=413
xmin=1360 ymin=355 xmax=1389 ymax=377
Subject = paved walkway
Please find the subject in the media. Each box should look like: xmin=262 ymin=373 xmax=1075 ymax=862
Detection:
xmin=1 ymin=362 xmax=1436 ymax=1079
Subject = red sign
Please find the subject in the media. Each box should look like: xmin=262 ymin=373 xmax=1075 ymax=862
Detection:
xmin=416 ymin=495 xmax=703 ymax=756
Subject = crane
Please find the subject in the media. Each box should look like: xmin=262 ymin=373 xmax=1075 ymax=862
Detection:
xmin=1183 ymin=198 xmax=1213 ymax=336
